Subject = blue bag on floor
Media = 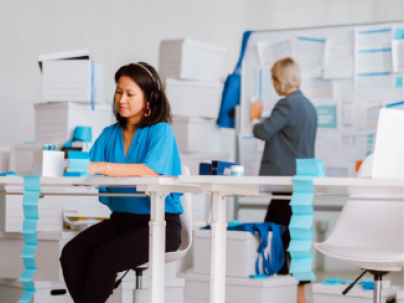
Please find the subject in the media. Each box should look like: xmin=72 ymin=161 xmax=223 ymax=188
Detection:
xmin=217 ymin=30 xmax=253 ymax=128
xmin=227 ymin=222 xmax=285 ymax=276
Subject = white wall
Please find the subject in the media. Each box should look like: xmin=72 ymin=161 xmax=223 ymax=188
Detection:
xmin=0 ymin=0 xmax=402 ymax=146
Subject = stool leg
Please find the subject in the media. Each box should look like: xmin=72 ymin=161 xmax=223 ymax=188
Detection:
xmin=373 ymin=272 xmax=383 ymax=303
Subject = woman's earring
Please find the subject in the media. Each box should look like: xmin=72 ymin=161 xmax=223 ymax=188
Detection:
xmin=144 ymin=104 xmax=151 ymax=117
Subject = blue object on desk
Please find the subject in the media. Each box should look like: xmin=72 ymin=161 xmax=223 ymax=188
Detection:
xmin=63 ymin=126 xmax=93 ymax=148
xmin=199 ymin=163 xmax=212 ymax=175
xmin=212 ymin=161 xmax=239 ymax=175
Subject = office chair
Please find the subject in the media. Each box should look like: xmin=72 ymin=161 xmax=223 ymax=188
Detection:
xmin=115 ymin=165 xmax=193 ymax=295
xmin=314 ymin=197 xmax=403 ymax=302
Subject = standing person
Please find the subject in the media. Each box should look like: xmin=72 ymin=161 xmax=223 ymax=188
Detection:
xmin=250 ymin=57 xmax=317 ymax=303
xmin=60 ymin=62 xmax=182 ymax=303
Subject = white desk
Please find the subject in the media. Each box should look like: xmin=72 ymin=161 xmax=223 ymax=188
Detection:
xmin=177 ymin=175 xmax=404 ymax=303
xmin=0 ymin=176 xmax=201 ymax=303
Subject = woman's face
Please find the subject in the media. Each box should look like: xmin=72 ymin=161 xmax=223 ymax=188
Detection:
xmin=115 ymin=76 xmax=146 ymax=122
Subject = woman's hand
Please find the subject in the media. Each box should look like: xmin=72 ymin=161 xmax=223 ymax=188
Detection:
xmin=250 ymin=100 xmax=263 ymax=121
xmin=87 ymin=162 xmax=105 ymax=175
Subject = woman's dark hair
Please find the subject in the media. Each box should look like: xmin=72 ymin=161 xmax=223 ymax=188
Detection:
xmin=113 ymin=62 xmax=172 ymax=128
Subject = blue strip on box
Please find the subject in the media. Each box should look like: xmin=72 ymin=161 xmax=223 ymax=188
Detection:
xmin=288 ymin=159 xmax=325 ymax=282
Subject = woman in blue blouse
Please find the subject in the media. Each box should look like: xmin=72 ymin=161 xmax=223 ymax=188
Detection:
xmin=60 ymin=63 xmax=182 ymax=303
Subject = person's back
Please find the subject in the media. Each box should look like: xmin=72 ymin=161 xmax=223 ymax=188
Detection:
xmin=258 ymin=89 xmax=317 ymax=176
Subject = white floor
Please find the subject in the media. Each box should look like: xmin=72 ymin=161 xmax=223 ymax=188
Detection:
xmin=305 ymin=270 xmax=404 ymax=303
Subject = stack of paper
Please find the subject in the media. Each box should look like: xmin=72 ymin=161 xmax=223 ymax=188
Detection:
xmin=288 ymin=159 xmax=325 ymax=282
xmin=65 ymin=151 xmax=90 ymax=177
xmin=34 ymin=102 xmax=111 ymax=144
xmin=38 ymin=49 xmax=105 ymax=104
xmin=171 ymin=117 xmax=221 ymax=154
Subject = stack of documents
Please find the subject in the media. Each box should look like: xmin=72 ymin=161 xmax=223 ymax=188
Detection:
xmin=171 ymin=117 xmax=221 ymax=154
xmin=34 ymin=102 xmax=111 ymax=144
xmin=38 ymin=49 xmax=105 ymax=104
xmin=65 ymin=151 xmax=90 ymax=176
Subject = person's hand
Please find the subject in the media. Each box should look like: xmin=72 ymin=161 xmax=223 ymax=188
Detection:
xmin=87 ymin=162 xmax=104 ymax=175
xmin=250 ymin=100 xmax=263 ymax=121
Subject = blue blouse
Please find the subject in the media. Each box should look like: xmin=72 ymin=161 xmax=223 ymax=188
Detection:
xmin=89 ymin=122 xmax=183 ymax=214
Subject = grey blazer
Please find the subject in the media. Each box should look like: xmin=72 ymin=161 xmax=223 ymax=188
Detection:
xmin=253 ymin=90 xmax=317 ymax=176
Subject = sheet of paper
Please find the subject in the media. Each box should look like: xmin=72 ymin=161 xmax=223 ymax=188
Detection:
xmin=300 ymin=77 xmax=333 ymax=101
xmin=392 ymin=40 xmax=404 ymax=73
xmin=315 ymin=104 xmax=337 ymax=128
xmin=323 ymin=39 xmax=354 ymax=79
xmin=315 ymin=130 xmax=341 ymax=165
xmin=356 ymin=47 xmax=392 ymax=73
xmin=394 ymin=27 xmax=404 ymax=40
xmin=356 ymin=72 xmax=392 ymax=91
xmin=238 ymin=135 xmax=262 ymax=176
xmin=294 ymin=36 xmax=326 ymax=77
xmin=356 ymin=27 xmax=393 ymax=48
xmin=256 ymin=67 xmax=278 ymax=118
xmin=256 ymin=39 xmax=293 ymax=66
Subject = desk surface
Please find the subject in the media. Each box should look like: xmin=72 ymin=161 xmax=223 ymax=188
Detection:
xmin=177 ymin=176 xmax=404 ymax=196
xmin=0 ymin=176 xmax=180 ymax=188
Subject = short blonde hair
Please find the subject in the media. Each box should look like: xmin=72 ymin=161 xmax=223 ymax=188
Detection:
xmin=271 ymin=58 xmax=301 ymax=93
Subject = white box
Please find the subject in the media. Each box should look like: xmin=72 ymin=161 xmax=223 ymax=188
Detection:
xmin=34 ymin=102 xmax=111 ymax=144
xmin=107 ymin=277 xmax=185 ymax=303
xmin=40 ymin=48 xmax=105 ymax=103
xmin=0 ymin=230 xmax=78 ymax=280
xmin=159 ymin=39 xmax=227 ymax=82
xmin=179 ymin=270 xmax=298 ymax=303
xmin=312 ymin=283 xmax=398 ymax=303
xmin=0 ymin=186 xmax=64 ymax=232
xmin=14 ymin=143 xmax=50 ymax=175
xmin=0 ymin=146 xmax=10 ymax=172
xmin=0 ymin=279 xmax=72 ymax=303
xmin=33 ymin=150 xmax=65 ymax=177
xmin=193 ymin=229 xmax=272 ymax=277
xmin=0 ymin=185 xmax=110 ymax=233
xmin=397 ymin=288 xmax=404 ymax=303
xmin=172 ymin=117 xmax=220 ymax=153
xmin=165 ymin=78 xmax=223 ymax=119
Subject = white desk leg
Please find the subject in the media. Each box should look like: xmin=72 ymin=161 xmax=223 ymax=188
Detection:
xmin=149 ymin=192 xmax=166 ymax=303
xmin=210 ymin=192 xmax=227 ymax=303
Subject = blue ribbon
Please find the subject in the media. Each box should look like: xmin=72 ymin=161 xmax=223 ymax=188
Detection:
xmin=63 ymin=126 xmax=93 ymax=148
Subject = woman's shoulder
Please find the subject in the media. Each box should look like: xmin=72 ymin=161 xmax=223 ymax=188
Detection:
xmin=147 ymin=122 xmax=174 ymax=135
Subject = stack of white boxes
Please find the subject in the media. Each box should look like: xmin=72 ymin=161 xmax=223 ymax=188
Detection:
xmin=179 ymin=229 xmax=298 ymax=303
xmin=12 ymin=49 xmax=111 ymax=175
xmin=159 ymin=39 xmax=229 ymax=159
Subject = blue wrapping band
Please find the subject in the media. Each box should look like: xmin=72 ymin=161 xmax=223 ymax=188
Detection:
xmin=63 ymin=126 xmax=93 ymax=148
xmin=288 ymin=159 xmax=325 ymax=282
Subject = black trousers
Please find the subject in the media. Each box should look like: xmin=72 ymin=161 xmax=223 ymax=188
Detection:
xmin=264 ymin=194 xmax=310 ymax=285
xmin=60 ymin=211 xmax=182 ymax=303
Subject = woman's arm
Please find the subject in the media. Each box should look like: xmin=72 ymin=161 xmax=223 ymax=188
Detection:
xmin=88 ymin=162 xmax=159 ymax=176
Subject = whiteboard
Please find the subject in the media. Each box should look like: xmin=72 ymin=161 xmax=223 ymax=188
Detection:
xmin=239 ymin=21 xmax=404 ymax=177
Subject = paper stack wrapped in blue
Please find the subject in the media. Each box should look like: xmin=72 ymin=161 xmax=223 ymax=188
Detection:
xmin=64 ymin=151 xmax=91 ymax=177
xmin=18 ymin=176 xmax=41 ymax=303
xmin=288 ymin=159 xmax=325 ymax=282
